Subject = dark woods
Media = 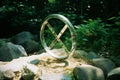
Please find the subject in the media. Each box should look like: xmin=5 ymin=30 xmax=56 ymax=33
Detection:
xmin=0 ymin=0 xmax=120 ymax=56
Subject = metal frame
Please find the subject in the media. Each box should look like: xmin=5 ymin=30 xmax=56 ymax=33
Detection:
xmin=40 ymin=14 xmax=76 ymax=59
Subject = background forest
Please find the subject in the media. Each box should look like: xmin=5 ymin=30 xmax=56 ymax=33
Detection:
xmin=0 ymin=0 xmax=120 ymax=58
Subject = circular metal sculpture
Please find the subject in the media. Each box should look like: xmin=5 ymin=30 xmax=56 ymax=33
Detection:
xmin=40 ymin=14 xmax=76 ymax=59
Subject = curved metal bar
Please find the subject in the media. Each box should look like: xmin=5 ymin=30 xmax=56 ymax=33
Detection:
xmin=40 ymin=14 xmax=76 ymax=59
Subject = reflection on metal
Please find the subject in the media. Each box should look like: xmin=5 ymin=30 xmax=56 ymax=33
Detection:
xmin=40 ymin=14 xmax=76 ymax=59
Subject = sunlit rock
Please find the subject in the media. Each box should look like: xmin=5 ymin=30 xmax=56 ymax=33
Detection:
xmin=0 ymin=49 xmax=108 ymax=80
xmin=0 ymin=55 xmax=39 ymax=80
xmin=40 ymin=72 xmax=72 ymax=80
xmin=107 ymin=67 xmax=120 ymax=80
xmin=92 ymin=58 xmax=116 ymax=78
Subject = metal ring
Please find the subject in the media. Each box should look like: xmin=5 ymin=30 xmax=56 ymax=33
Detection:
xmin=40 ymin=14 xmax=76 ymax=59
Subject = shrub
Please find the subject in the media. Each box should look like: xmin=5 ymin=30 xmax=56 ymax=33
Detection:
xmin=75 ymin=18 xmax=109 ymax=52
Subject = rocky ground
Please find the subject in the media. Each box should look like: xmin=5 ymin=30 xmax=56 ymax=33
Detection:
xmin=0 ymin=31 xmax=120 ymax=80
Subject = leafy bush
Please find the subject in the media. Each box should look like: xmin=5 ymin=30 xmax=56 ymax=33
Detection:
xmin=74 ymin=14 xmax=120 ymax=56
xmin=106 ymin=14 xmax=120 ymax=56
xmin=75 ymin=18 xmax=108 ymax=52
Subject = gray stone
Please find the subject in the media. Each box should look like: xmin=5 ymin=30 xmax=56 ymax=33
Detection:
xmin=21 ymin=40 xmax=40 ymax=53
xmin=0 ymin=50 xmax=106 ymax=80
xmin=92 ymin=58 xmax=116 ymax=78
xmin=73 ymin=50 xmax=99 ymax=60
xmin=73 ymin=64 xmax=105 ymax=80
xmin=73 ymin=50 xmax=88 ymax=58
xmin=107 ymin=67 xmax=120 ymax=80
xmin=11 ymin=31 xmax=34 ymax=44
xmin=30 ymin=59 xmax=40 ymax=65
xmin=10 ymin=31 xmax=40 ymax=53
xmin=0 ymin=42 xmax=27 ymax=61
xmin=87 ymin=51 xmax=100 ymax=59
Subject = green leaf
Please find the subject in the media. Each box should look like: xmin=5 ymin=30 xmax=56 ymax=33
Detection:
xmin=48 ymin=0 xmax=56 ymax=3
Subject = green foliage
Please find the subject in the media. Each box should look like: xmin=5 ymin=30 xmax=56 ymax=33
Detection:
xmin=0 ymin=0 xmax=119 ymax=57
xmin=74 ymin=14 xmax=120 ymax=56
xmin=75 ymin=18 xmax=108 ymax=52
xmin=0 ymin=1 xmax=37 ymax=25
xmin=48 ymin=0 xmax=56 ymax=4
xmin=0 ymin=40 xmax=6 ymax=47
xmin=106 ymin=14 xmax=120 ymax=56
xmin=60 ymin=13 xmax=83 ymax=25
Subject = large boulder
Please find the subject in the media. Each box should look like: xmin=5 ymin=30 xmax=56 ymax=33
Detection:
xmin=73 ymin=50 xmax=99 ymax=59
xmin=11 ymin=31 xmax=34 ymax=44
xmin=0 ymin=53 xmax=44 ymax=80
xmin=11 ymin=31 xmax=40 ymax=53
xmin=73 ymin=64 xmax=105 ymax=80
xmin=92 ymin=58 xmax=116 ymax=78
xmin=0 ymin=52 xmax=74 ymax=80
xmin=0 ymin=42 xmax=27 ymax=61
xmin=107 ymin=67 xmax=120 ymax=80
xmin=87 ymin=51 xmax=100 ymax=59
xmin=40 ymin=72 xmax=72 ymax=80
xmin=0 ymin=57 xmax=39 ymax=80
